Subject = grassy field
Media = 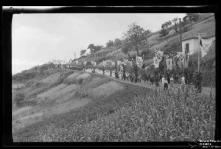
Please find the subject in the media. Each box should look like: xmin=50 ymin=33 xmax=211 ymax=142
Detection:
xmin=12 ymin=70 xmax=215 ymax=142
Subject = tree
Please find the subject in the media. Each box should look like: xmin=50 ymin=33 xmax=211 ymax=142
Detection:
xmin=164 ymin=21 xmax=169 ymax=29
xmin=168 ymin=20 xmax=172 ymax=28
xmin=123 ymin=23 xmax=147 ymax=56
xmin=106 ymin=40 xmax=114 ymax=48
xmin=14 ymin=92 xmax=25 ymax=107
xmin=121 ymin=38 xmax=132 ymax=54
xmin=161 ymin=23 xmax=166 ymax=30
xmin=172 ymin=17 xmax=179 ymax=25
xmin=88 ymin=44 xmax=96 ymax=54
xmin=113 ymin=38 xmax=122 ymax=47
xmin=143 ymin=29 xmax=151 ymax=40
xmin=160 ymin=22 xmax=169 ymax=37
xmin=93 ymin=45 xmax=103 ymax=53
xmin=160 ymin=28 xmax=168 ymax=37
xmin=80 ymin=49 xmax=86 ymax=56
xmin=186 ymin=13 xmax=200 ymax=22
xmin=88 ymin=44 xmax=103 ymax=54
xmin=172 ymin=17 xmax=179 ymax=32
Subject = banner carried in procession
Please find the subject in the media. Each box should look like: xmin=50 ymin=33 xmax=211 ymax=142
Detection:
xmin=91 ymin=61 xmax=96 ymax=66
xmin=125 ymin=60 xmax=133 ymax=72
xmin=127 ymin=60 xmax=133 ymax=67
xmin=153 ymin=56 xmax=160 ymax=68
xmin=176 ymin=52 xmax=185 ymax=62
xmin=153 ymin=50 xmax=163 ymax=68
xmin=176 ymin=52 xmax=190 ymax=69
xmin=166 ymin=58 xmax=173 ymax=70
xmin=123 ymin=59 xmax=128 ymax=65
xmin=120 ymin=65 xmax=123 ymax=72
xmin=199 ymin=36 xmax=215 ymax=57
xmin=83 ymin=61 xmax=87 ymax=66
xmin=103 ymin=60 xmax=115 ymax=67
xmin=102 ymin=61 xmax=105 ymax=67
xmin=117 ymin=60 xmax=122 ymax=66
xmin=136 ymin=56 xmax=143 ymax=68
xmin=154 ymin=50 xmax=164 ymax=62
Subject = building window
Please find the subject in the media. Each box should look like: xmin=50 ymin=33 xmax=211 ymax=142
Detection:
xmin=185 ymin=43 xmax=189 ymax=54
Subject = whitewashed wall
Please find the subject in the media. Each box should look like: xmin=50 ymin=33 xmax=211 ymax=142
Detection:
xmin=182 ymin=37 xmax=215 ymax=55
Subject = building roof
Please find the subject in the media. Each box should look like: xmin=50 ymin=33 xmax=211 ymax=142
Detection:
xmin=182 ymin=35 xmax=215 ymax=42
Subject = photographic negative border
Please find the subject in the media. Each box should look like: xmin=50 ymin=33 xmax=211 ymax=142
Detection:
xmin=2 ymin=4 xmax=220 ymax=148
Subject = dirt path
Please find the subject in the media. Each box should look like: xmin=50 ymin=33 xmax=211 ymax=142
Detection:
xmin=85 ymin=69 xmax=215 ymax=97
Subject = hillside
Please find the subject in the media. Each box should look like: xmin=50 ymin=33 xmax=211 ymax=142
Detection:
xmin=12 ymin=66 xmax=215 ymax=142
xmin=79 ymin=14 xmax=215 ymax=66
xmin=94 ymin=14 xmax=215 ymax=61
xmin=12 ymin=13 xmax=215 ymax=142
xmin=79 ymin=13 xmax=215 ymax=87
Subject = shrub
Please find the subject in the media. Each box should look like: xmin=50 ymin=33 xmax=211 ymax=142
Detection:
xmin=159 ymin=29 xmax=169 ymax=37
xmin=78 ymin=78 xmax=84 ymax=85
xmin=14 ymin=92 xmax=25 ymax=107
xmin=13 ymin=73 xmax=215 ymax=142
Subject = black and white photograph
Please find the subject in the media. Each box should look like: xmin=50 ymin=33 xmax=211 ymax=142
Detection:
xmin=3 ymin=6 xmax=216 ymax=144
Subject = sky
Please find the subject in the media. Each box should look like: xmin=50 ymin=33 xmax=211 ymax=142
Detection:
xmin=11 ymin=7 xmax=186 ymax=74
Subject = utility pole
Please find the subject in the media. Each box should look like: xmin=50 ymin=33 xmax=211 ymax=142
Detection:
xmin=197 ymin=33 xmax=206 ymax=72
xmin=179 ymin=18 xmax=185 ymax=73
xmin=179 ymin=18 xmax=182 ymax=53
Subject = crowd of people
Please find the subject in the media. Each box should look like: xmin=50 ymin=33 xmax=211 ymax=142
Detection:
xmin=85 ymin=61 xmax=203 ymax=93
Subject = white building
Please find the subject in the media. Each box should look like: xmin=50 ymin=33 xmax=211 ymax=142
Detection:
xmin=182 ymin=35 xmax=215 ymax=55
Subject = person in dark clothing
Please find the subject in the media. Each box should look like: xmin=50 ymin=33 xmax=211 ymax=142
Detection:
xmin=135 ymin=67 xmax=138 ymax=83
xmin=129 ymin=73 xmax=133 ymax=82
xmin=167 ymin=74 xmax=170 ymax=84
xmin=196 ymin=72 xmax=202 ymax=93
xmin=102 ymin=66 xmax=105 ymax=75
xmin=147 ymin=74 xmax=150 ymax=83
xmin=122 ymin=65 xmax=126 ymax=80
xmin=155 ymin=74 xmax=159 ymax=87
xmin=115 ymin=70 xmax=119 ymax=79
xmin=92 ymin=66 xmax=95 ymax=73
xmin=132 ymin=60 xmax=138 ymax=83
xmin=162 ymin=76 xmax=168 ymax=90
xmin=150 ymin=75 xmax=154 ymax=85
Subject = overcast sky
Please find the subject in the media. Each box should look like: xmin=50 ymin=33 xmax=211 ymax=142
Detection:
xmin=12 ymin=11 xmax=186 ymax=74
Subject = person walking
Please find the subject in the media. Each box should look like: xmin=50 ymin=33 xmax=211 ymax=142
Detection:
xmin=110 ymin=69 xmax=112 ymax=77
xmin=170 ymin=75 xmax=174 ymax=88
xmin=102 ymin=66 xmax=105 ymax=75
xmin=181 ymin=75 xmax=185 ymax=92
xmin=122 ymin=65 xmax=126 ymax=80
xmin=115 ymin=70 xmax=119 ymax=79
xmin=167 ymin=73 xmax=170 ymax=84
xmin=197 ymin=72 xmax=202 ymax=93
xmin=162 ymin=76 xmax=168 ymax=90
xmin=193 ymin=71 xmax=198 ymax=92
xmin=134 ymin=63 xmax=138 ymax=83
xmin=155 ymin=74 xmax=159 ymax=87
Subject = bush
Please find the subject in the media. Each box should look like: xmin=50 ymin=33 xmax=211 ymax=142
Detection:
xmin=159 ymin=29 xmax=169 ymax=37
xmin=74 ymin=87 xmax=88 ymax=98
xmin=78 ymin=78 xmax=84 ymax=84
xmin=13 ymin=85 xmax=215 ymax=142
xmin=14 ymin=92 xmax=25 ymax=107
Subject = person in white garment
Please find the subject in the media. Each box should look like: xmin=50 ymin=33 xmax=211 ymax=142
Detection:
xmin=181 ymin=75 xmax=185 ymax=91
xmin=170 ymin=75 xmax=174 ymax=88
xmin=162 ymin=76 xmax=168 ymax=90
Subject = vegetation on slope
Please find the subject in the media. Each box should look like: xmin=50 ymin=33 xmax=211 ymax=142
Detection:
xmin=13 ymin=74 xmax=215 ymax=142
